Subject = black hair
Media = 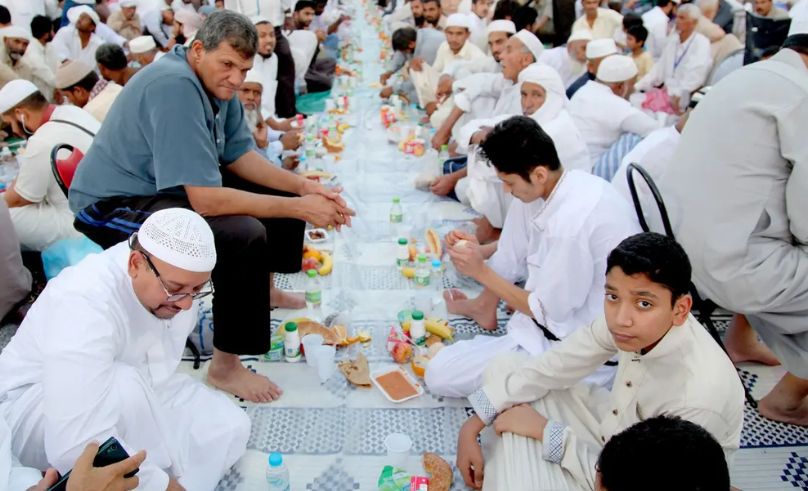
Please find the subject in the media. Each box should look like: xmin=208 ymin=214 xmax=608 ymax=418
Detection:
xmin=295 ymin=0 xmax=316 ymax=11
xmin=31 ymin=15 xmax=53 ymax=40
xmin=606 ymin=232 xmax=691 ymax=304
xmin=493 ymin=0 xmax=516 ymax=20
xmin=66 ymin=71 xmax=100 ymax=92
xmin=513 ymin=5 xmax=538 ymax=31
xmin=622 ymin=12 xmax=643 ymax=30
xmin=598 ymin=415 xmax=729 ymax=491
xmin=479 ymin=116 xmax=561 ymax=181
xmin=627 ymin=24 xmax=648 ymax=44
xmin=655 ymin=0 xmax=673 ymax=7
xmin=95 ymin=43 xmax=128 ymax=70
xmin=392 ymin=27 xmax=417 ymax=51
xmin=423 ymin=0 xmax=440 ymax=6
xmin=0 ymin=6 xmax=9 ymax=25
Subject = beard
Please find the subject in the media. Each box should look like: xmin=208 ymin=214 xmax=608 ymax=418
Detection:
xmin=244 ymin=107 xmax=262 ymax=130
xmin=414 ymin=15 xmax=425 ymax=27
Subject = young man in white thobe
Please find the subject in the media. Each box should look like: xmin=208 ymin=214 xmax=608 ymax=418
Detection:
xmin=51 ymin=6 xmax=126 ymax=68
xmin=455 ymin=233 xmax=744 ymax=491
xmin=569 ymin=55 xmax=660 ymax=165
xmin=0 ymin=208 xmax=251 ymax=491
xmin=642 ymin=0 xmax=678 ymax=59
xmin=252 ymin=15 xmax=301 ymax=135
xmin=635 ymin=4 xmax=712 ymax=113
xmin=0 ymin=80 xmax=93 ymax=251
xmin=659 ymin=25 xmax=808 ymax=427
xmin=467 ymin=0 xmax=492 ymax=50
xmin=571 ymin=0 xmax=623 ymax=39
xmin=424 ymin=116 xmax=640 ymax=398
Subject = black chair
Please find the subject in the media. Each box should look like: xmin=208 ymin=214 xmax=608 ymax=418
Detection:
xmin=626 ymin=163 xmax=757 ymax=407
xmin=744 ymin=12 xmax=791 ymax=65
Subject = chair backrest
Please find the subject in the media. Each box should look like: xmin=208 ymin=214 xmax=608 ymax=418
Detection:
xmin=625 ymin=162 xmax=674 ymax=237
xmin=744 ymin=12 xmax=791 ymax=64
xmin=50 ymin=144 xmax=84 ymax=197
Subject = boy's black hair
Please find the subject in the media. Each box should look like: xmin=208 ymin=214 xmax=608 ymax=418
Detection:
xmin=513 ymin=5 xmax=538 ymax=31
xmin=655 ymin=0 xmax=674 ymax=7
xmin=423 ymin=0 xmax=440 ymax=6
xmin=597 ymin=415 xmax=730 ymax=491
xmin=392 ymin=27 xmax=417 ymax=52
xmin=31 ymin=15 xmax=53 ymax=40
xmin=627 ymin=24 xmax=649 ymax=44
xmin=479 ymin=116 xmax=561 ymax=181
xmin=493 ymin=0 xmax=516 ymax=20
xmin=606 ymin=232 xmax=691 ymax=304
xmin=622 ymin=12 xmax=643 ymax=30
xmin=0 ymin=6 xmax=9 ymax=25
xmin=294 ymin=0 xmax=316 ymax=12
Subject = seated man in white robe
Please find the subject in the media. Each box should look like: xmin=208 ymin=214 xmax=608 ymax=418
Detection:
xmin=379 ymin=25 xmax=445 ymax=102
xmin=538 ymin=29 xmax=591 ymax=88
xmin=456 ymin=233 xmax=744 ymax=491
xmin=634 ymin=4 xmax=712 ymax=114
xmin=0 ymin=209 xmax=251 ymax=490
xmin=424 ymin=116 xmax=640 ymax=398
xmin=570 ymin=55 xmax=660 ymax=165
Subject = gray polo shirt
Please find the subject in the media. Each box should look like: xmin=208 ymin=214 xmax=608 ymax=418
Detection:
xmin=69 ymin=45 xmax=254 ymax=213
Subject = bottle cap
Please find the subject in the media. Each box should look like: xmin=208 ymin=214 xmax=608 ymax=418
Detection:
xmin=417 ymin=254 xmax=427 ymax=263
xmin=432 ymin=259 xmax=441 ymax=268
xmin=398 ymin=237 xmax=409 ymax=245
xmin=285 ymin=322 xmax=298 ymax=332
xmin=269 ymin=452 xmax=283 ymax=467
xmin=411 ymin=310 xmax=424 ymax=320
xmin=392 ymin=197 xmax=400 ymax=203
xmin=307 ymin=269 xmax=317 ymax=278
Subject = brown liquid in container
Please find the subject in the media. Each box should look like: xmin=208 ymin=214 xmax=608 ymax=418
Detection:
xmin=375 ymin=370 xmax=419 ymax=401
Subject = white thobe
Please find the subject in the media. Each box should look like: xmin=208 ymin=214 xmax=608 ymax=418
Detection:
xmin=469 ymin=314 xmax=745 ymax=490
xmin=224 ymin=0 xmax=289 ymax=27
xmin=659 ymin=48 xmax=808 ymax=377
xmin=384 ymin=2 xmax=414 ymax=28
xmin=1 ymin=417 xmax=41 ymax=491
xmin=635 ymin=31 xmax=713 ymax=110
xmin=425 ymin=170 xmax=640 ymax=398
xmin=410 ymin=40 xmax=486 ymax=106
xmin=539 ymin=46 xmax=586 ymax=88
xmin=50 ymin=26 xmax=106 ymax=68
xmin=142 ymin=8 xmax=173 ymax=47
xmin=468 ymin=12 xmax=489 ymax=51
xmin=569 ymin=81 xmax=660 ymax=164
xmin=253 ymin=54 xmax=279 ymax=120
xmin=570 ymin=8 xmax=623 ymax=39
xmin=641 ymin=6 xmax=671 ymax=59
xmin=20 ymin=41 xmax=56 ymax=100
xmin=0 ymin=0 xmax=56 ymax=33
xmin=0 ymin=243 xmax=250 ymax=491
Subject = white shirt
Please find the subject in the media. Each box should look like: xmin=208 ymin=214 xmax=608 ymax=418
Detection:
xmin=539 ymin=46 xmax=586 ymax=88
xmin=224 ymin=0 xmax=289 ymax=27
xmin=50 ymin=25 xmax=107 ymax=67
xmin=571 ymin=7 xmax=623 ymax=39
xmin=431 ymin=40 xmax=486 ymax=74
xmin=569 ymin=80 xmax=660 ymax=163
xmin=642 ymin=6 xmax=671 ymax=59
xmin=454 ymin=71 xmax=521 ymax=117
xmin=0 ymin=243 xmax=199 ymax=490
xmin=468 ymin=12 xmax=489 ymax=52
xmin=471 ymin=313 xmax=745 ymax=490
xmin=486 ymin=170 xmax=641 ymax=355
xmin=253 ymin=53 xmax=279 ymax=119
xmin=611 ymin=125 xmax=680 ymax=206
xmin=20 ymin=40 xmax=56 ymax=99
xmin=0 ymin=417 xmax=41 ymax=490
xmin=0 ymin=0 xmax=57 ymax=33
xmin=142 ymin=7 xmax=173 ymax=47
xmin=636 ymin=31 xmax=713 ymax=104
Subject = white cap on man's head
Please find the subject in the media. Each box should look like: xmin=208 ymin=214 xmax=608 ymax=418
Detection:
xmin=244 ymin=67 xmax=263 ymax=86
xmin=597 ymin=54 xmax=638 ymax=83
xmin=251 ymin=15 xmax=271 ymax=25
xmin=568 ymin=29 xmax=592 ymax=43
xmin=129 ymin=35 xmax=156 ymax=54
xmin=788 ymin=6 xmax=808 ymax=37
xmin=446 ymin=13 xmax=471 ymax=29
xmin=67 ymin=5 xmax=101 ymax=25
xmin=137 ymin=209 xmax=217 ymax=273
xmin=120 ymin=0 xmax=138 ymax=7
xmin=0 ymin=80 xmax=38 ymax=114
xmin=514 ymin=29 xmax=544 ymax=61
xmin=0 ymin=26 xmax=31 ymax=41
xmin=54 ymin=60 xmax=95 ymax=90
xmin=586 ymin=38 xmax=617 ymax=59
xmin=487 ymin=19 xmax=516 ymax=35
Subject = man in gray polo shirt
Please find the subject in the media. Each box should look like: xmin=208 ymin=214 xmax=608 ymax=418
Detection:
xmin=69 ymin=11 xmax=354 ymax=404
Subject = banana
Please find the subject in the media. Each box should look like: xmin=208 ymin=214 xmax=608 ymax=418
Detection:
xmin=425 ymin=318 xmax=453 ymax=341
xmin=318 ymin=251 xmax=333 ymax=276
xmin=401 ymin=266 xmax=416 ymax=279
xmin=408 ymin=244 xmax=418 ymax=262
xmin=425 ymin=228 xmax=442 ymax=257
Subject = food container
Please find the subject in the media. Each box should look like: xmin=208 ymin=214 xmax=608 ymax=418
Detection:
xmin=371 ymin=366 xmax=424 ymax=403
xmin=305 ymin=228 xmax=329 ymax=244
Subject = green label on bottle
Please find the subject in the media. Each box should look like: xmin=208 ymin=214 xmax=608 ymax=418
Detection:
xmin=306 ymin=290 xmax=322 ymax=304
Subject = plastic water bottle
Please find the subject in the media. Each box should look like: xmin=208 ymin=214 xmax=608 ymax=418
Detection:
xmin=305 ymin=269 xmax=322 ymax=321
xmin=389 ymin=197 xmax=403 ymax=224
xmin=431 ymin=259 xmax=442 ymax=292
xmin=414 ymin=254 xmax=430 ymax=288
xmin=266 ymin=452 xmax=290 ymax=490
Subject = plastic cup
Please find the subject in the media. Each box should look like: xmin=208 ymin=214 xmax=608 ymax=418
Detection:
xmin=384 ymin=433 xmax=412 ymax=469
xmin=314 ymin=345 xmax=336 ymax=382
xmin=302 ymin=334 xmax=324 ymax=369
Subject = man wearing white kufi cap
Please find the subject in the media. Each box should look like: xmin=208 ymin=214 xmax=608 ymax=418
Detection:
xmin=50 ymin=6 xmax=109 ymax=69
xmin=130 ymin=35 xmax=159 ymax=66
xmin=108 ymin=0 xmax=144 ymax=41
xmin=54 ymin=59 xmax=122 ymax=123
xmin=0 ymin=26 xmax=36 ymax=88
xmin=0 ymin=79 xmax=96 ymax=251
xmin=439 ymin=18 xmax=515 ymax=81
xmin=467 ymin=0 xmax=493 ymax=51
xmin=565 ymin=37 xmax=617 ymax=99
xmin=539 ymin=29 xmax=591 ymax=88
xmin=0 ymin=208 xmax=251 ymax=490
xmin=569 ymin=55 xmax=659 ymax=164
xmin=659 ymin=16 xmax=808 ymax=427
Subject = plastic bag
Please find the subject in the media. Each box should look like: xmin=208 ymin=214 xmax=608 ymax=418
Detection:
xmin=41 ymin=236 xmax=103 ymax=280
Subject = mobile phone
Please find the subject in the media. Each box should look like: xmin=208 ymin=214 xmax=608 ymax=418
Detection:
xmin=47 ymin=437 xmax=138 ymax=491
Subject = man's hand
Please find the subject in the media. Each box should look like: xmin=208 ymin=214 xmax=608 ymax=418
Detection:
xmin=298 ymin=181 xmax=355 ymax=228
xmin=445 ymin=229 xmax=478 ymax=248
xmin=298 ymin=193 xmax=354 ymax=229
xmin=448 ymin=141 xmax=459 ymax=157
xmin=430 ymin=174 xmax=457 ymax=196
xmin=253 ymin=120 xmax=269 ymax=149
xmin=409 ymin=57 xmax=424 ymax=72
xmin=448 ymin=237 xmax=486 ymax=279
xmin=166 ymin=478 xmax=186 ymax=491
xmin=64 ymin=442 xmax=146 ymax=491
xmin=380 ymin=72 xmax=393 ymax=85
xmin=424 ymin=101 xmax=439 ymax=116
xmin=315 ymin=29 xmax=327 ymax=42
xmin=431 ymin=127 xmax=451 ymax=150
xmin=670 ymin=95 xmax=682 ymax=114
xmin=282 ymin=155 xmax=299 ymax=170
xmin=272 ymin=118 xmax=295 ymax=132
xmin=379 ymin=86 xmax=394 ymax=99
xmin=457 ymin=415 xmax=486 ymax=489
xmin=27 ymin=469 xmax=58 ymax=491
xmin=493 ymin=404 xmax=548 ymax=441
xmin=281 ymin=130 xmax=302 ymax=151
xmin=435 ymin=75 xmax=454 ymax=103
xmin=470 ymin=127 xmax=492 ymax=145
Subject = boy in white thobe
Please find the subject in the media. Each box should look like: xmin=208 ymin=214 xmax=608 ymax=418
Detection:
xmin=0 ymin=209 xmax=250 ymax=491
xmin=456 ymin=233 xmax=744 ymax=491
xmin=424 ymin=116 xmax=640 ymax=398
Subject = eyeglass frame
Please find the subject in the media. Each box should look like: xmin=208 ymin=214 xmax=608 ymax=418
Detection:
xmin=128 ymin=232 xmax=214 ymax=302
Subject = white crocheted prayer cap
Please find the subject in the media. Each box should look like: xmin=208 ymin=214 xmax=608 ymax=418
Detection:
xmin=138 ymin=209 xmax=216 ymax=272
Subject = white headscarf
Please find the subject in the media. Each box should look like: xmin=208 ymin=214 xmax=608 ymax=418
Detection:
xmin=517 ymin=63 xmax=567 ymax=126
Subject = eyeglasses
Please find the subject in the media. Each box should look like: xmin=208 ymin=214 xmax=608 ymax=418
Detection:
xmin=129 ymin=235 xmax=214 ymax=302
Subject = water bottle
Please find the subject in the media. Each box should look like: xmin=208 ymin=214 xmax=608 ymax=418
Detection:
xmin=431 ymin=259 xmax=442 ymax=292
xmin=414 ymin=254 xmax=430 ymax=288
xmin=305 ymin=269 xmax=322 ymax=321
xmin=266 ymin=452 xmax=290 ymax=490
xmin=389 ymin=197 xmax=403 ymax=224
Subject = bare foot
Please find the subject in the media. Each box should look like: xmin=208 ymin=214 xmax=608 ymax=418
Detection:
xmin=473 ymin=217 xmax=501 ymax=245
xmin=208 ymin=349 xmax=283 ymax=403
xmin=444 ymin=289 xmax=498 ymax=331
xmin=725 ymin=314 xmax=781 ymax=366
xmin=758 ymin=373 xmax=808 ymax=426
xmin=270 ymin=286 xmax=306 ymax=309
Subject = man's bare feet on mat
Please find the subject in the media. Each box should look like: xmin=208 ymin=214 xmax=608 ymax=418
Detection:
xmin=208 ymin=350 xmax=283 ymax=403
xmin=759 ymin=373 xmax=808 ymax=427
xmin=725 ymin=314 xmax=780 ymax=366
xmin=444 ymin=289 xmax=498 ymax=331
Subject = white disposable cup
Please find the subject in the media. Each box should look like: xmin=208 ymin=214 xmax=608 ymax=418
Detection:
xmin=384 ymin=433 xmax=412 ymax=469
xmin=315 ymin=345 xmax=336 ymax=382
xmin=302 ymin=334 xmax=324 ymax=369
